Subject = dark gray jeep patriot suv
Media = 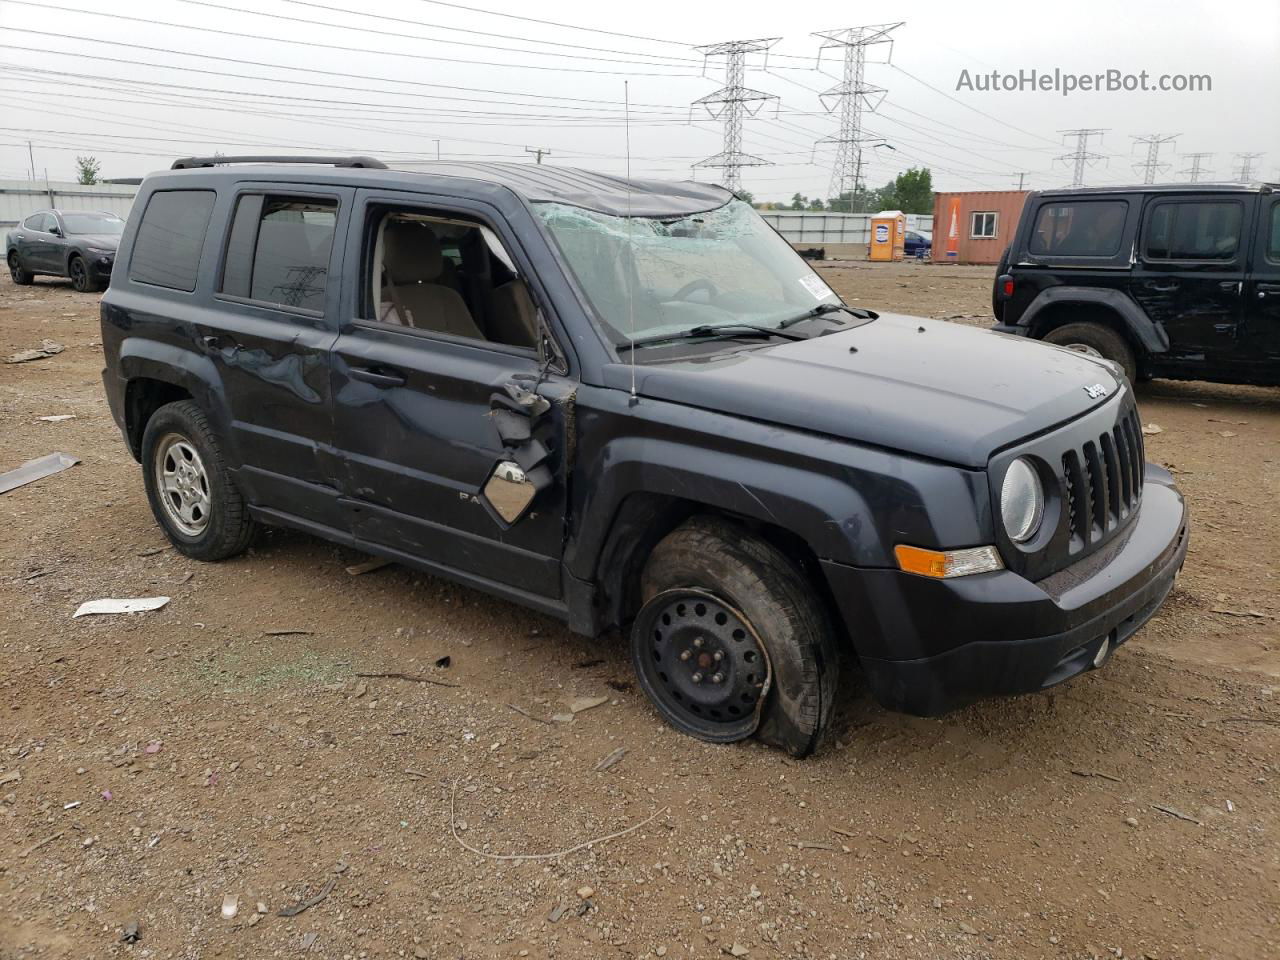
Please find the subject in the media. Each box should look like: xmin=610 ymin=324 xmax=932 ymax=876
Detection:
xmin=100 ymin=156 xmax=1189 ymax=755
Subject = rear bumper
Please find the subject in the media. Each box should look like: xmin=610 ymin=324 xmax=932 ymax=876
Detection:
xmin=821 ymin=465 xmax=1188 ymax=716
xmin=992 ymin=322 xmax=1028 ymax=337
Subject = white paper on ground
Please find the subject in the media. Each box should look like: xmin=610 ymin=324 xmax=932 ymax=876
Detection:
xmin=73 ymin=597 xmax=171 ymax=618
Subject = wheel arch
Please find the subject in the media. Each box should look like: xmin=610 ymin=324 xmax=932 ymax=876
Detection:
xmin=119 ymin=343 xmax=236 ymax=464
xmin=1021 ymin=287 xmax=1166 ymax=356
xmin=575 ymin=491 xmax=847 ymax=653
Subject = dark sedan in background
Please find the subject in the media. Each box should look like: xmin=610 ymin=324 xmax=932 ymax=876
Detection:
xmin=904 ymin=229 xmax=932 ymax=258
xmin=6 ymin=209 xmax=125 ymax=292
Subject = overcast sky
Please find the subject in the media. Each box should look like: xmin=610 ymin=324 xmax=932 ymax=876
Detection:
xmin=0 ymin=0 xmax=1275 ymax=200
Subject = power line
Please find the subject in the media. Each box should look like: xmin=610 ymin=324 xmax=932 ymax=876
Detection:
xmin=691 ymin=39 xmax=780 ymax=194
xmin=1057 ymin=129 xmax=1108 ymax=187
xmin=889 ymin=63 xmax=1062 ymax=146
xmin=1131 ymin=133 xmax=1178 ymax=184
xmin=1 ymin=3 xmax=701 ymax=76
xmin=811 ymin=23 xmax=902 ymax=203
xmin=1011 ymin=172 xmax=1030 ymax=190
xmin=1179 ymin=152 xmax=1213 ymax=183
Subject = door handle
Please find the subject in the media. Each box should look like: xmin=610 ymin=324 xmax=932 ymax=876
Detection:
xmin=1258 ymin=282 xmax=1280 ymax=295
xmin=349 ymin=365 xmax=406 ymax=388
xmin=1144 ymin=281 xmax=1180 ymax=292
xmin=1218 ymin=281 xmax=1242 ymax=294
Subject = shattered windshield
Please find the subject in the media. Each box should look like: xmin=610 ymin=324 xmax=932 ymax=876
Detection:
xmin=534 ymin=199 xmax=840 ymax=347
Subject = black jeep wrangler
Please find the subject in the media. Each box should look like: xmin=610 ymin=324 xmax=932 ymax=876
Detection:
xmin=100 ymin=156 xmax=1189 ymax=755
xmin=993 ymin=182 xmax=1280 ymax=386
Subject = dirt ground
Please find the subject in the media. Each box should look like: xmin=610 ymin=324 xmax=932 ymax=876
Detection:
xmin=1 ymin=261 xmax=1277 ymax=960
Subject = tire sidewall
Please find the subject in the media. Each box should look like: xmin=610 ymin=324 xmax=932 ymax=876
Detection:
xmin=640 ymin=520 xmax=836 ymax=756
xmin=140 ymin=403 xmax=232 ymax=557
xmin=1044 ymin=322 xmax=1136 ymax=383
xmin=9 ymin=252 xmax=32 ymax=284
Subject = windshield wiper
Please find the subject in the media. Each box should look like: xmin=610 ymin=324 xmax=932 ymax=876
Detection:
xmin=618 ymin=323 xmax=807 ymax=352
xmin=779 ymin=302 xmax=873 ymax=328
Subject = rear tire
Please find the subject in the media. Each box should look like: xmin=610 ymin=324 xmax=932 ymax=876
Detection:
xmin=8 ymin=251 xmax=33 ymax=285
xmin=637 ymin=517 xmax=839 ymax=757
xmin=141 ymin=400 xmax=256 ymax=561
xmin=1043 ymin=322 xmax=1137 ymax=384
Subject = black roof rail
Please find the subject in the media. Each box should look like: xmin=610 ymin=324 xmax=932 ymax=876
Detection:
xmin=170 ymin=155 xmax=387 ymax=170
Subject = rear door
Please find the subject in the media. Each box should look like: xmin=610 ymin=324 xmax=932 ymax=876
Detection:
xmin=199 ymin=183 xmax=353 ymax=527
xmin=328 ymin=188 xmax=571 ymax=603
xmin=1241 ymin=194 xmax=1280 ymax=378
xmin=1131 ymin=194 xmax=1252 ymax=362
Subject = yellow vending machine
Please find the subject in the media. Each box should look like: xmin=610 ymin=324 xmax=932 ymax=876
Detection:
xmin=868 ymin=210 xmax=906 ymax=261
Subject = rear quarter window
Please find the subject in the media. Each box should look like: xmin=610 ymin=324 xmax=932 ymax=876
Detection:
xmin=128 ymin=189 xmax=216 ymax=292
xmin=1028 ymin=200 xmax=1128 ymax=258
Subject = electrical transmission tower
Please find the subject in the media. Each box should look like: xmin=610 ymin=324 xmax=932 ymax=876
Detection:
xmin=691 ymin=38 xmax=780 ymax=195
xmin=1057 ymin=128 xmax=1108 ymax=187
xmin=1179 ymin=152 xmax=1213 ymax=183
xmin=1131 ymin=133 xmax=1178 ymax=184
xmin=1232 ymin=152 xmax=1264 ymax=183
xmin=811 ymin=23 xmax=902 ymax=206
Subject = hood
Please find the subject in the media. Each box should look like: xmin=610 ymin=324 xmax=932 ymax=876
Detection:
xmin=607 ymin=313 xmax=1121 ymax=467
xmin=71 ymin=234 xmax=121 ymax=250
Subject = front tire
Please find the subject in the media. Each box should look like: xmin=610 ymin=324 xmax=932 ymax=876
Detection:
xmin=1043 ymin=322 xmax=1137 ymax=384
xmin=8 ymin=251 xmax=33 ymax=285
xmin=141 ymin=400 xmax=255 ymax=561
xmin=635 ymin=517 xmax=839 ymax=757
xmin=68 ymin=255 xmax=95 ymax=293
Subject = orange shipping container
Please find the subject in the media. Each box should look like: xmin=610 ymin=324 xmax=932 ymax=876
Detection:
xmin=931 ymin=190 xmax=1029 ymax=265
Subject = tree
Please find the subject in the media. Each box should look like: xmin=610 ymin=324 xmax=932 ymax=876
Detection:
xmin=733 ymin=188 xmax=755 ymax=205
xmin=807 ymin=198 xmax=825 ymax=211
xmin=75 ymin=156 xmax=101 ymax=185
xmin=790 ymin=192 xmax=807 ymax=211
xmin=878 ymin=167 xmax=933 ymax=214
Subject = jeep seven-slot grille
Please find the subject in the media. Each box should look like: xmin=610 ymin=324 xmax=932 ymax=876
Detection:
xmin=1061 ymin=407 xmax=1144 ymax=552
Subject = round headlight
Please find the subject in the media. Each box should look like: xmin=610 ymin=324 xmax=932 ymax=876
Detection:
xmin=1001 ymin=458 xmax=1044 ymax=543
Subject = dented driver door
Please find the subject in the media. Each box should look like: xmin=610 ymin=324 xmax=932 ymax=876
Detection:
xmin=327 ymin=190 xmax=570 ymax=605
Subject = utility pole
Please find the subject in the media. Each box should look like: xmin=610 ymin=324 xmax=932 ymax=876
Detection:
xmin=434 ymin=139 xmax=440 ymax=161
xmin=811 ymin=23 xmax=902 ymax=208
xmin=27 ymin=140 xmax=35 ymax=181
xmin=1232 ymin=152 xmax=1263 ymax=183
xmin=691 ymin=38 xmax=780 ymax=195
xmin=1131 ymin=133 xmax=1178 ymax=184
xmin=1057 ymin=129 xmax=1108 ymax=188
xmin=524 ymin=146 xmax=551 ymax=165
xmin=1179 ymin=152 xmax=1213 ymax=183
xmin=1011 ymin=172 xmax=1029 ymax=190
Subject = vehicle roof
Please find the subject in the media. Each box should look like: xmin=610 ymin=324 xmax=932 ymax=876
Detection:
xmin=153 ymin=160 xmax=735 ymax=218
xmin=1035 ymin=181 xmax=1276 ymax=197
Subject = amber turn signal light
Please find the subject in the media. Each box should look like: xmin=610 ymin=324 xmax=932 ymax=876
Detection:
xmin=894 ymin=544 xmax=1004 ymax=579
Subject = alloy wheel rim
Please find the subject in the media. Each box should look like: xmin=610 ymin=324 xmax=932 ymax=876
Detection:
xmin=70 ymin=260 xmax=86 ymax=290
xmin=633 ymin=588 xmax=772 ymax=742
xmin=153 ymin=433 xmax=211 ymax=537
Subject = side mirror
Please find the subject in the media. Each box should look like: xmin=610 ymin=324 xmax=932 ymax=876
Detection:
xmin=482 ymin=460 xmax=536 ymax=525
xmin=48 ymin=225 xmax=61 ymax=237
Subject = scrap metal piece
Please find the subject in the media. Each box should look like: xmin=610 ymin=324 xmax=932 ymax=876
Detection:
xmin=0 ymin=452 xmax=80 ymax=495
xmin=73 ymin=597 xmax=171 ymax=618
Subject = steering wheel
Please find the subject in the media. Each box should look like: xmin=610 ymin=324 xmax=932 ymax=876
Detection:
xmin=670 ymin=278 xmax=719 ymax=302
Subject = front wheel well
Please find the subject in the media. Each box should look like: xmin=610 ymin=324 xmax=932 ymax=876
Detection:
xmin=125 ymin=378 xmax=193 ymax=460
xmin=1028 ymin=302 xmax=1144 ymax=358
xmin=592 ymin=495 xmax=845 ymax=647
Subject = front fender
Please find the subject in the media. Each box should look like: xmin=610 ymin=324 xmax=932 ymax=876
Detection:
xmin=1021 ymin=286 xmax=1168 ymax=353
xmin=565 ymin=388 xmax=992 ymax=582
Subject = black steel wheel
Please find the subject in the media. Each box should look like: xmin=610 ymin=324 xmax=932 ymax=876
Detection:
xmin=632 ymin=588 xmax=772 ymax=743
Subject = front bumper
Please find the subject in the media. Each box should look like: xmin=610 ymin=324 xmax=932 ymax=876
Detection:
xmin=822 ymin=464 xmax=1188 ymax=716
xmin=87 ymin=253 xmax=115 ymax=282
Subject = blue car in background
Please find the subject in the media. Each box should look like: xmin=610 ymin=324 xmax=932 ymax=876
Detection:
xmin=904 ymin=229 xmax=932 ymax=258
